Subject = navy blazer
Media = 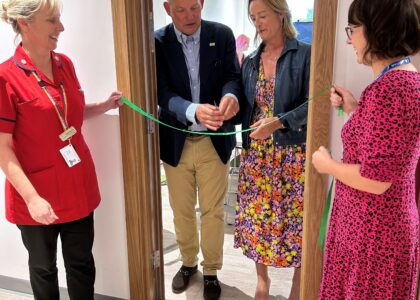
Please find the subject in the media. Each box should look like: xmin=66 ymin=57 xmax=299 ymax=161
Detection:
xmin=155 ymin=20 xmax=241 ymax=167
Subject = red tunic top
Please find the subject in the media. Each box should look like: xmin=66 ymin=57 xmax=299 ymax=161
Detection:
xmin=0 ymin=45 xmax=101 ymax=225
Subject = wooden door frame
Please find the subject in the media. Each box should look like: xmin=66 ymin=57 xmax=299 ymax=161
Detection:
xmin=110 ymin=0 xmax=338 ymax=299
xmin=301 ymin=0 xmax=338 ymax=298
xmin=111 ymin=0 xmax=164 ymax=299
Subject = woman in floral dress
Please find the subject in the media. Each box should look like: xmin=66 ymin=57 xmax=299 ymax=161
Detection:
xmin=312 ymin=0 xmax=420 ymax=299
xmin=234 ymin=0 xmax=310 ymax=299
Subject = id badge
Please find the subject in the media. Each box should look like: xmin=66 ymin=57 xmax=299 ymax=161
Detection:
xmin=59 ymin=144 xmax=81 ymax=168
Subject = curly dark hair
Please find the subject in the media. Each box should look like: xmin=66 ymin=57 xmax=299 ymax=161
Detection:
xmin=348 ymin=0 xmax=420 ymax=63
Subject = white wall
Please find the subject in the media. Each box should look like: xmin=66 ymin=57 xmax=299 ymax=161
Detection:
xmin=152 ymin=0 xmax=314 ymax=57
xmin=0 ymin=1 xmax=129 ymax=298
xmin=152 ymin=0 xmax=253 ymax=46
xmin=329 ymin=0 xmax=371 ymax=160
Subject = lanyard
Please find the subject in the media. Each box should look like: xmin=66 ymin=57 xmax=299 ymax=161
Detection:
xmin=374 ymin=57 xmax=411 ymax=82
xmin=31 ymin=71 xmax=69 ymax=132
xmin=338 ymin=57 xmax=411 ymax=117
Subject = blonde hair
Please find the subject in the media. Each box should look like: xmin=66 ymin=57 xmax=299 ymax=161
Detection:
xmin=248 ymin=0 xmax=297 ymax=42
xmin=0 ymin=0 xmax=62 ymax=34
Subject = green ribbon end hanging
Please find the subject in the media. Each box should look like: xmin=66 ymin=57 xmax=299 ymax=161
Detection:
xmin=318 ymin=179 xmax=334 ymax=251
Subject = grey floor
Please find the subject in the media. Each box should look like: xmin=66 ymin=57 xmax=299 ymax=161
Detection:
xmin=0 ymin=179 xmax=293 ymax=300
xmin=161 ymin=181 xmax=294 ymax=300
xmin=0 ymin=289 xmax=32 ymax=300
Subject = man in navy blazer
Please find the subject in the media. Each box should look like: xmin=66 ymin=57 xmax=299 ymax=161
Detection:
xmin=155 ymin=0 xmax=241 ymax=299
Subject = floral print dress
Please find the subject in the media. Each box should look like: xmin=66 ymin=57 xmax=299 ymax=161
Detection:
xmin=234 ymin=61 xmax=305 ymax=267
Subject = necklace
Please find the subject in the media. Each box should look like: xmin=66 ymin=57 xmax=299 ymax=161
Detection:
xmin=263 ymin=45 xmax=283 ymax=62
xmin=263 ymin=38 xmax=285 ymax=62
xmin=263 ymin=50 xmax=281 ymax=63
xmin=265 ymin=56 xmax=279 ymax=63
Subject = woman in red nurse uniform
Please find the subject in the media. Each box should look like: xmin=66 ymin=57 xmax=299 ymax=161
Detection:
xmin=0 ymin=0 xmax=122 ymax=299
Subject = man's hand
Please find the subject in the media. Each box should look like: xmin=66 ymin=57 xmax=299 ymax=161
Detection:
xmin=218 ymin=95 xmax=239 ymax=120
xmin=196 ymin=104 xmax=224 ymax=131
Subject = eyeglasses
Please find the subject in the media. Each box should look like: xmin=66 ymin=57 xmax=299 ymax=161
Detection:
xmin=345 ymin=25 xmax=360 ymax=39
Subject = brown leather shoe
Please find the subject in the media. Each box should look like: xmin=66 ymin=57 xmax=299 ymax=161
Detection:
xmin=172 ymin=265 xmax=198 ymax=293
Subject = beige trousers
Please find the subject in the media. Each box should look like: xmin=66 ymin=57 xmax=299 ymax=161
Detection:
xmin=163 ymin=136 xmax=229 ymax=276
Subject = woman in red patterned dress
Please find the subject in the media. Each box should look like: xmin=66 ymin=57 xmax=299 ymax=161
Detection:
xmin=312 ymin=0 xmax=420 ymax=299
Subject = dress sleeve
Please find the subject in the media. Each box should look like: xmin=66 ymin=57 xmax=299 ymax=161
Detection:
xmin=359 ymin=79 xmax=407 ymax=183
xmin=0 ymin=76 xmax=17 ymax=133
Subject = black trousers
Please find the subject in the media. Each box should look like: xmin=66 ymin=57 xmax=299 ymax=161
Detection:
xmin=17 ymin=213 xmax=95 ymax=300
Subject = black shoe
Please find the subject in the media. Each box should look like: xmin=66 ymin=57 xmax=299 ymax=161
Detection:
xmin=203 ymin=275 xmax=221 ymax=300
xmin=171 ymin=265 xmax=198 ymax=293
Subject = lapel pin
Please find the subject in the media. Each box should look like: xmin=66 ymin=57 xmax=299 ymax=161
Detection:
xmin=209 ymin=42 xmax=216 ymax=47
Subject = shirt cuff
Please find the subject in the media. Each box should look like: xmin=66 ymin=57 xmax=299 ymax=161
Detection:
xmin=186 ymin=103 xmax=200 ymax=125
xmin=224 ymin=93 xmax=238 ymax=103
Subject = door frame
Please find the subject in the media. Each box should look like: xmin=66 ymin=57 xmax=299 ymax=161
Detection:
xmin=301 ymin=0 xmax=338 ymax=299
xmin=111 ymin=0 xmax=164 ymax=299
xmin=111 ymin=0 xmax=338 ymax=299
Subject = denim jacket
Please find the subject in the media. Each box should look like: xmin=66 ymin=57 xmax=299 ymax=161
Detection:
xmin=240 ymin=38 xmax=311 ymax=149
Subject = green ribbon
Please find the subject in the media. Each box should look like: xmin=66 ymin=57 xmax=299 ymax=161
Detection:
xmin=121 ymin=96 xmax=262 ymax=135
xmin=122 ymin=87 xmax=335 ymax=252
xmin=120 ymin=85 xmax=331 ymax=136
xmin=318 ymin=178 xmax=334 ymax=250
xmin=121 ymin=86 xmax=335 ymax=248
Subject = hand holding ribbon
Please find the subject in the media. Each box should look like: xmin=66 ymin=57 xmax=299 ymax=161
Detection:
xmin=330 ymin=86 xmax=357 ymax=115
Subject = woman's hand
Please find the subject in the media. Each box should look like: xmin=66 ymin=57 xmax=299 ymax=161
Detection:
xmin=312 ymin=146 xmax=334 ymax=174
xmin=312 ymin=146 xmax=392 ymax=194
xmin=0 ymin=132 xmax=58 ymax=225
xmin=104 ymin=91 xmax=124 ymax=111
xmin=26 ymin=196 xmax=59 ymax=225
xmin=84 ymin=91 xmax=123 ymax=119
xmin=330 ymin=86 xmax=357 ymax=114
xmin=249 ymin=117 xmax=283 ymax=140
